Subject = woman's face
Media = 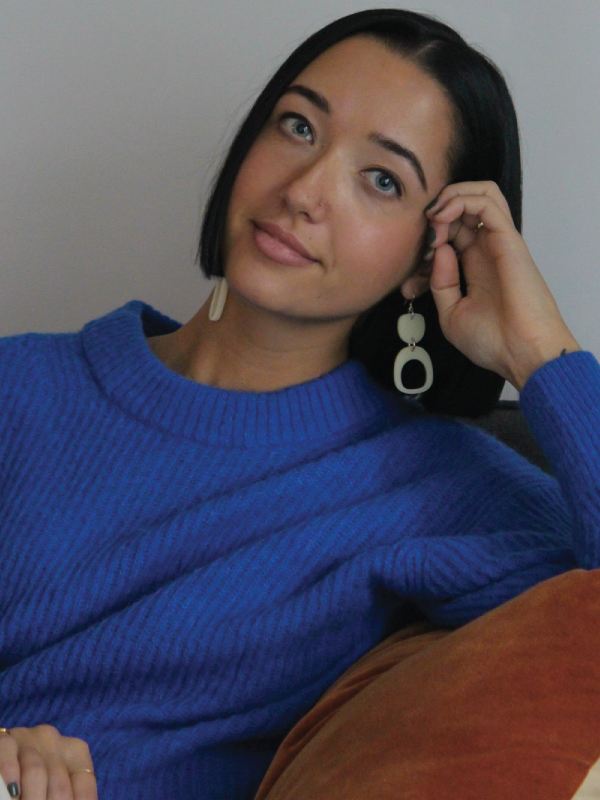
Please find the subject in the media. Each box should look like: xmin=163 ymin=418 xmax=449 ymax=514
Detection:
xmin=223 ymin=35 xmax=454 ymax=323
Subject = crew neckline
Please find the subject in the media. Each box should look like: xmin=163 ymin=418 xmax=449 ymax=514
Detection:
xmin=82 ymin=301 xmax=398 ymax=447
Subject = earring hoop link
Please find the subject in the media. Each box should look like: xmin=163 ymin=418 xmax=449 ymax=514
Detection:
xmin=393 ymin=296 xmax=434 ymax=395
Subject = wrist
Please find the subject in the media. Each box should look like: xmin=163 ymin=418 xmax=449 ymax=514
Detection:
xmin=508 ymin=331 xmax=582 ymax=392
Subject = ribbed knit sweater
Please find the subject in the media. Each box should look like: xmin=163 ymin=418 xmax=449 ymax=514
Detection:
xmin=1 ymin=300 xmax=599 ymax=800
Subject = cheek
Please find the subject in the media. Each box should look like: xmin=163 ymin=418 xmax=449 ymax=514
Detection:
xmin=331 ymin=213 xmax=424 ymax=289
xmin=229 ymin=133 xmax=289 ymax=214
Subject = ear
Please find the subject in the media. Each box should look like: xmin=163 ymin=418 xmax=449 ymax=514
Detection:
xmin=399 ymin=254 xmax=434 ymax=301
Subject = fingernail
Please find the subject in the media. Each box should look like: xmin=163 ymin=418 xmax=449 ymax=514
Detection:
xmin=424 ymin=248 xmax=434 ymax=260
xmin=427 ymin=227 xmax=436 ymax=245
xmin=7 ymin=783 xmax=19 ymax=797
xmin=424 ymin=197 xmax=438 ymax=212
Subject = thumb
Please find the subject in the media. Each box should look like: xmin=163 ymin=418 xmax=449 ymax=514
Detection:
xmin=429 ymin=243 xmax=462 ymax=330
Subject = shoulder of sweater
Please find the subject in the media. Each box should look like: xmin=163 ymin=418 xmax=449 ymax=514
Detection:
xmin=0 ymin=329 xmax=90 ymax=414
xmin=0 ymin=328 xmax=81 ymax=366
xmin=0 ymin=302 xmax=151 ymax=402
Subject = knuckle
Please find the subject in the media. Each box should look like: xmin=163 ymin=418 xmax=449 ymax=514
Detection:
xmin=65 ymin=736 xmax=91 ymax=761
xmin=36 ymin=724 xmax=60 ymax=739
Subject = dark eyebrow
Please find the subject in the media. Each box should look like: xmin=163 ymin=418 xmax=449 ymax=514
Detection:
xmin=281 ymin=84 xmax=330 ymax=114
xmin=369 ymin=133 xmax=428 ymax=192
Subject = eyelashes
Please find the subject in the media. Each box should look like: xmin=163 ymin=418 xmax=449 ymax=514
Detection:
xmin=276 ymin=111 xmax=404 ymax=198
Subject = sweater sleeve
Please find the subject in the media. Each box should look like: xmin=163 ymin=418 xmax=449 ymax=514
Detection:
xmin=415 ymin=350 xmax=600 ymax=627
xmin=518 ymin=351 xmax=600 ymax=568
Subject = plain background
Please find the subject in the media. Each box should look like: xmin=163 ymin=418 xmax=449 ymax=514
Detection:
xmin=1 ymin=1 xmax=598 ymax=398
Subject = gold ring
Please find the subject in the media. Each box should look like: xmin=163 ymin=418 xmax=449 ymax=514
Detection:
xmin=0 ymin=728 xmax=9 ymax=734
xmin=476 ymin=221 xmax=484 ymax=230
xmin=70 ymin=769 xmax=95 ymax=775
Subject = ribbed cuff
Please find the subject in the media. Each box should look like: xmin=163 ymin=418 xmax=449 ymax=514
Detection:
xmin=519 ymin=351 xmax=600 ymax=470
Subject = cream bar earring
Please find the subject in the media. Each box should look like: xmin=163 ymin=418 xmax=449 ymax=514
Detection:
xmin=209 ymin=277 xmax=228 ymax=321
xmin=393 ymin=297 xmax=434 ymax=394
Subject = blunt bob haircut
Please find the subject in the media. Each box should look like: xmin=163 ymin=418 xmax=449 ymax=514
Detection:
xmin=199 ymin=8 xmax=522 ymax=418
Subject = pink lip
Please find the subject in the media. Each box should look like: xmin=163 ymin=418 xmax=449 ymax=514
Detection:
xmin=252 ymin=221 xmax=318 ymax=267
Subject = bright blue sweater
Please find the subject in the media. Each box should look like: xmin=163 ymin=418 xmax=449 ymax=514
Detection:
xmin=1 ymin=301 xmax=599 ymax=799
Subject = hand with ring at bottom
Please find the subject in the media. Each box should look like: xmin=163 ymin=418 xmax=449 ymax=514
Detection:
xmin=0 ymin=726 xmax=96 ymax=800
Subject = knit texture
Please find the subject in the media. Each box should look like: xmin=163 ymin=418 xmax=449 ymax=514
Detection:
xmin=0 ymin=301 xmax=599 ymax=799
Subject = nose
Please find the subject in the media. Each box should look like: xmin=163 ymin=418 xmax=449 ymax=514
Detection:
xmin=280 ymin=151 xmax=336 ymax=223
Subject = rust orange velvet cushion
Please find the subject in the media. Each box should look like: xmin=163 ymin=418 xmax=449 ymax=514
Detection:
xmin=254 ymin=569 xmax=600 ymax=800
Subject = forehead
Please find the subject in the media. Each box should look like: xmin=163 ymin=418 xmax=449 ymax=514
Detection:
xmin=291 ymin=35 xmax=454 ymax=182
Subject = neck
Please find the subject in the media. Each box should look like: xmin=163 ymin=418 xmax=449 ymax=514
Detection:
xmin=148 ymin=287 xmax=356 ymax=392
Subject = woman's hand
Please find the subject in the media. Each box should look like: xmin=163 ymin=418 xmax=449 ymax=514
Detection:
xmin=0 ymin=726 xmax=96 ymax=800
xmin=424 ymin=181 xmax=581 ymax=391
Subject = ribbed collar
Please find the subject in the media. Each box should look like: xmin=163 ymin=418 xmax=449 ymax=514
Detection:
xmin=82 ymin=301 xmax=397 ymax=447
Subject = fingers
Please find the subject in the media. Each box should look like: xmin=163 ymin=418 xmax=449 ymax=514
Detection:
xmin=46 ymin=756 xmax=75 ymax=800
xmin=448 ymin=218 xmax=480 ymax=256
xmin=424 ymin=180 xmax=515 ymax=255
xmin=0 ymin=730 xmax=20 ymax=798
xmin=0 ymin=727 xmax=96 ymax=800
xmin=18 ymin=743 xmax=49 ymax=800
xmin=67 ymin=772 xmax=96 ymax=800
xmin=422 ymin=182 xmax=521 ymax=283
xmin=425 ymin=216 xmax=477 ymax=265
xmin=428 ymin=243 xmax=463 ymax=327
xmin=428 ymin=192 xmax=514 ymax=242
xmin=427 ymin=180 xmax=513 ymax=221
xmin=63 ymin=738 xmax=96 ymax=800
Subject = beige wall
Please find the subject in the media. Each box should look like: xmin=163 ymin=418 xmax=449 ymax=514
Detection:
xmin=1 ymin=1 xmax=598 ymax=399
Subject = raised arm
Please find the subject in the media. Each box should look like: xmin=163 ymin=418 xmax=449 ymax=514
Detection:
xmin=392 ymin=184 xmax=600 ymax=624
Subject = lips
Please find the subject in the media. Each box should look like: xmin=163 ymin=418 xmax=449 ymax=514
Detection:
xmin=252 ymin=221 xmax=318 ymax=267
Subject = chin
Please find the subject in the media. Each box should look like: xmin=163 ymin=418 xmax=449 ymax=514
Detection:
xmin=225 ymin=260 xmax=297 ymax=316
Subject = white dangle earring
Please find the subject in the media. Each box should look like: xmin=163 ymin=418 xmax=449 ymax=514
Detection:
xmin=393 ymin=297 xmax=434 ymax=395
xmin=208 ymin=277 xmax=228 ymax=322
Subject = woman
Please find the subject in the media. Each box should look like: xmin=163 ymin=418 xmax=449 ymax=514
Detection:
xmin=0 ymin=8 xmax=598 ymax=800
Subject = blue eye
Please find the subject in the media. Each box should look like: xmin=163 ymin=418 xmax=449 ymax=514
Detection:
xmin=365 ymin=169 xmax=402 ymax=196
xmin=280 ymin=114 xmax=314 ymax=142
